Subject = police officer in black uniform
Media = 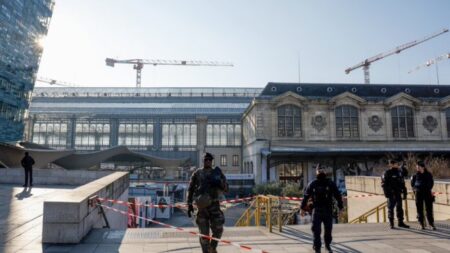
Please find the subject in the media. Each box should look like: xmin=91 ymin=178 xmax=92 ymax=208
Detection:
xmin=381 ymin=158 xmax=410 ymax=229
xmin=411 ymin=160 xmax=435 ymax=230
xmin=301 ymin=165 xmax=343 ymax=253
xmin=187 ymin=153 xmax=228 ymax=253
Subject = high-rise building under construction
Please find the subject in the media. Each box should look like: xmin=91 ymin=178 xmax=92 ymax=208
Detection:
xmin=0 ymin=0 xmax=54 ymax=142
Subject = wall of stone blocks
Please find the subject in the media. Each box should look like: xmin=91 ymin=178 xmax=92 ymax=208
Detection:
xmin=0 ymin=168 xmax=112 ymax=185
xmin=346 ymin=176 xmax=450 ymax=223
xmin=42 ymin=172 xmax=129 ymax=243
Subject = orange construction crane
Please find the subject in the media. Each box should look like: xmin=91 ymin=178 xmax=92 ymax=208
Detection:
xmin=105 ymin=58 xmax=233 ymax=88
xmin=345 ymin=28 xmax=448 ymax=84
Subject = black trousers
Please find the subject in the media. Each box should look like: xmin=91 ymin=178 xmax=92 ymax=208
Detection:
xmin=415 ymin=191 xmax=434 ymax=226
xmin=311 ymin=208 xmax=333 ymax=249
xmin=387 ymin=193 xmax=404 ymax=223
xmin=24 ymin=167 xmax=33 ymax=186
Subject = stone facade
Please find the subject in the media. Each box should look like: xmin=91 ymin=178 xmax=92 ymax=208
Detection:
xmin=242 ymin=83 xmax=450 ymax=185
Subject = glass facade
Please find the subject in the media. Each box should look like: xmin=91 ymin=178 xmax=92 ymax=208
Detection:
xmin=277 ymin=105 xmax=302 ymax=137
xmin=391 ymin=106 xmax=415 ymax=138
xmin=32 ymin=120 xmax=69 ymax=149
xmin=335 ymin=105 xmax=359 ymax=138
xmin=206 ymin=124 xmax=241 ymax=146
xmin=74 ymin=120 xmax=110 ymax=150
xmin=161 ymin=122 xmax=197 ymax=149
xmin=0 ymin=0 xmax=54 ymax=142
xmin=118 ymin=121 xmax=154 ymax=150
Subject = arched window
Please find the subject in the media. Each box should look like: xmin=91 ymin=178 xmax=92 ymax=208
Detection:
xmin=446 ymin=108 xmax=450 ymax=137
xmin=250 ymin=162 xmax=254 ymax=174
xmin=278 ymin=105 xmax=302 ymax=137
xmin=335 ymin=105 xmax=359 ymax=138
xmin=391 ymin=106 xmax=415 ymax=138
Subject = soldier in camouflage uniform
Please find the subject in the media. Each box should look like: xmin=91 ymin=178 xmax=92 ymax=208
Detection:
xmin=187 ymin=153 xmax=228 ymax=253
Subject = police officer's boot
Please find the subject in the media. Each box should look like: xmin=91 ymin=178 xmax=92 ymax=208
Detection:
xmin=313 ymin=246 xmax=321 ymax=253
xmin=420 ymin=221 xmax=425 ymax=230
xmin=398 ymin=221 xmax=410 ymax=229
xmin=429 ymin=222 xmax=436 ymax=230
xmin=325 ymin=244 xmax=333 ymax=253
xmin=389 ymin=219 xmax=394 ymax=229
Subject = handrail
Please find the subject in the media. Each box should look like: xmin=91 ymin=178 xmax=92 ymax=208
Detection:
xmin=349 ymin=197 xmax=410 ymax=224
xmin=234 ymin=195 xmax=300 ymax=233
xmin=349 ymin=201 xmax=388 ymax=224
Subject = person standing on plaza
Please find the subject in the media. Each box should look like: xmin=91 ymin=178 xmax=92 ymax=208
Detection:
xmin=381 ymin=158 xmax=410 ymax=229
xmin=411 ymin=160 xmax=436 ymax=230
xmin=187 ymin=153 xmax=228 ymax=253
xmin=301 ymin=165 xmax=343 ymax=253
xmin=21 ymin=152 xmax=35 ymax=187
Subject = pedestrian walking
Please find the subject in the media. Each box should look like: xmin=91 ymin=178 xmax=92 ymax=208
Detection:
xmin=411 ymin=160 xmax=436 ymax=230
xmin=301 ymin=165 xmax=343 ymax=253
xmin=381 ymin=158 xmax=410 ymax=229
xmin=187 ymin=153 xmax=228 ymax=253
xmin=21 ymin=152 xmax=35 ymax=187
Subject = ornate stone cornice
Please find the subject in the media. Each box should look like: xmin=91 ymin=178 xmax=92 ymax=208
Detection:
xmin=384 ymin=92 xmax=421 ymax=109
xmin=271 ymin=91 xmax=308 ymax=108
xmin=329 ymin=91 xmax=367 ymax=108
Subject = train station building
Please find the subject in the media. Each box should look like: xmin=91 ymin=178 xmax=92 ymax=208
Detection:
xmin=15 ymin=83 xmax=450 ymax=189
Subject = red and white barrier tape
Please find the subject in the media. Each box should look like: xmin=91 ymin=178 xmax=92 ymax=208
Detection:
xmin=98 ymin=191 xmax=445 ymax=209
xmin=98 ymin=203 xmax=268 ymax=253
xmin=97 ymin=196 xmax=255 ymax=209
xmin=280 ymin=192 xmax=445 ymax=201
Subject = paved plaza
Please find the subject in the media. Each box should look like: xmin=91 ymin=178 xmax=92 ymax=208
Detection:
xmin=1 ymin=184 xmax=449 ymax=253
xmin=0 ymin=184 xmax=74 ymax=253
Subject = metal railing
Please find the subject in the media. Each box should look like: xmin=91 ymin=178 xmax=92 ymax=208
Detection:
xmin=349 ymin=196 xmax=410 ymax=224
xmin=235 ymin=195 xmax=300 ymax=232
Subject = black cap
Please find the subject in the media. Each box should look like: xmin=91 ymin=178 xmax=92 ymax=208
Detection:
xmin=417 ymin=160 xmax=426 ymax=168
xmin=315 ymin=163 xmax=326 ymax=172
xmin=203 ymin=152 xmax=214 ymax=160
xmin=389 ymin=158 xmax=402 ymax=164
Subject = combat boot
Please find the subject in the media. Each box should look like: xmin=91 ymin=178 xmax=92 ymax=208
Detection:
xmin=208 ymin=246 xmax=217 ymax=253
xmin=398 ymin=222 xmax=410 ymax=228
xmin=325 ymin=244 xmax=333 ymax=252
xmin=389 ymin=219 xmax=394 ymax=229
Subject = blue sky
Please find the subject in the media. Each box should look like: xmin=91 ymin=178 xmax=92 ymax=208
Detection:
xmin=36 ymin=0 xmax=450 ymax=87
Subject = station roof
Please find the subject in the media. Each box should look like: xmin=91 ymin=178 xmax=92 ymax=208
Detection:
xmin=32 ymin=87 xmax=262 ymax=98
xmin=259 ymin=82 xmax=450 ymax=101
xmin=30 ymin=87 xmax=261 ymax=116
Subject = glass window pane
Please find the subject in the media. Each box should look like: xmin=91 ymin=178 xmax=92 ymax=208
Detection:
xmin=191 ymin=124 xmax=197 ymax=145
xmin=235 ymin=125 xmax=241 ymax=145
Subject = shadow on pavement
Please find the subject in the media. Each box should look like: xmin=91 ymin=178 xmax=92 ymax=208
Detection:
xmin=14 ymin=186 xmax=33 ymax=200
xmin=281 ymin=226 xmax=363 ymax=253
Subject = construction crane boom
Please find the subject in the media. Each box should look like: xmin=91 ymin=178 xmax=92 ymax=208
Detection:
xmin=36 ymin=76 xmax=79 ymax=87
xmin=345 ymin=28 xmax=448 ymax=84
xmin=105 ymin=58 xmax=234 ymax=88
xmin=408 ymin=53 xmax=450 ymax=74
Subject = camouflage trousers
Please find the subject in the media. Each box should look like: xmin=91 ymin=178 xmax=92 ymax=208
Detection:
xmin=196 ymin=201 xmax=225 ymax=253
